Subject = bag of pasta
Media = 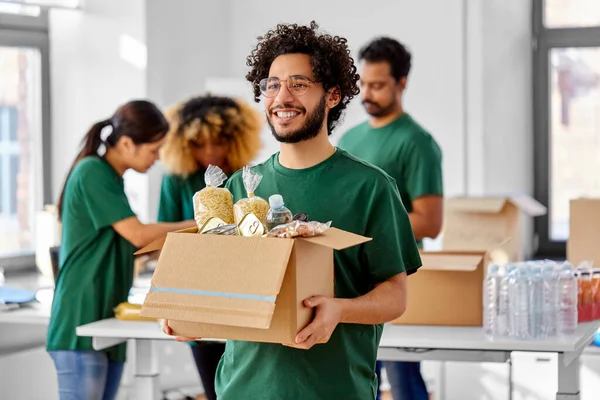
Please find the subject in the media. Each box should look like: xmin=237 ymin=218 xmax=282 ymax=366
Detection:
xmin=193 ymin=165 xmax=234 ymax=228
xmin=233 ymin=166 xmax=269 ymax=226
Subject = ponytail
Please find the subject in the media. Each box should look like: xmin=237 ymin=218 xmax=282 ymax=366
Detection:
xmin=57 ymin=119 xmax=112 ymax=220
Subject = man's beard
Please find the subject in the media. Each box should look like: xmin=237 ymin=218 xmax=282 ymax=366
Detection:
xmin=267 ymin=96 xmax=327 ymax=144
xmin=362 ymin=99 xmax=396 ymax=118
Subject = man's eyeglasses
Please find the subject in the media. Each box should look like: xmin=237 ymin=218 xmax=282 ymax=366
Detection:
xmin=259 ymin=75 xmax=317 ymax=98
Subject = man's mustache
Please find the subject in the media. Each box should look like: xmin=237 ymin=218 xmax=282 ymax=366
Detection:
xmin=362 ymin=100 xmax=380 ymax=107
xmin=269 ymin=104 xmax=306 ymax=114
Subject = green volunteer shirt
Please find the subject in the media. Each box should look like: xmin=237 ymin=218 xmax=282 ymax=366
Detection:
xmin=215 ymin=149 xmax=422 ymax=400
xmin=46 ymin=157 xmax=136 ymax=362
xmin=339 ymin=113 xmax=443 ymax=215
xmin=158 ymin=169 xmax=206 ymax=222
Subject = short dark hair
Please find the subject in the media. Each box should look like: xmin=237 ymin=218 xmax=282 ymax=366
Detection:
xmin=358 ymin=37 xmax=412 ymax=81
xmin=246 ymin=21 xmax=360 ymax=134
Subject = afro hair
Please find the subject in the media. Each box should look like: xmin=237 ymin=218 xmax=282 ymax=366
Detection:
xmin=160 ymin=94 xmax=263 ymax=177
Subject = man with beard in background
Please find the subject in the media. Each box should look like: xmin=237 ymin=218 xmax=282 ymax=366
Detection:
xmin=163 ymin=22 xmax=423 ymax=400
xmin=339 ymin=37 xmax=444 ymax=400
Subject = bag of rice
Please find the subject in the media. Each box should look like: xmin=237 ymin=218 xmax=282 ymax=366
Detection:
xmin=233 ymin=166 xmax=269 ymax=226
xmin=193 ymin=165 xmax=234 ymax=228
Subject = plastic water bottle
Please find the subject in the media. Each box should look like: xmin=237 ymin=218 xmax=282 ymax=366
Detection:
xmin=542 ymin=263 xmax=558 ymax=337
xmin=509 ymin=267 xmax=532 ymax=340
xmin=483 ymin=264 xmax=501 ymax=339
xmin=266 ymin=194 xmax=293 ymax=231
xmin=497 ymin=264 xmax=518 ymax=337
xmin=529 ymin=265 xmax=545 ymax=339
xmin=557 ymin=263 xmax=578 ymax=336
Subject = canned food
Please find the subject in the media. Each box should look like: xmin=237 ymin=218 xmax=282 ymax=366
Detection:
xmin=198 ymin=217 xmax=226 ymax=234
xmin=238 ymin=213 xmax=265 ymax=237
xmin=202 ymin=223 xmax=239 ymax=236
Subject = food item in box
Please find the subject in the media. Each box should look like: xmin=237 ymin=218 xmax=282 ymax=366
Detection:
xmin=293 ymin=212 xmax=309 ymax=222
xmin=233 ymin=166 xmax=269 ymax=226
xmin=266 ymin=220 xmax=331 ymax=239
xmin=266 ymin=194 xmax=293 ymax=230
xmin=202 ymin=223 xmax=239 ymax=236
xmin=198 ymin=217 xmax=226 ymax=234
xmin=238 ymin=213 xmax=265 ymax=237
xmin=193 ymin=165 xmax=234 ymax=227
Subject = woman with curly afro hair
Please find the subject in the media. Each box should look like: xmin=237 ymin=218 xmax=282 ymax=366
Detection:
xmin=157 ymin=94 xmax=262 ymax=400
xmin=162 ymin=22 xmax=422 ymax=400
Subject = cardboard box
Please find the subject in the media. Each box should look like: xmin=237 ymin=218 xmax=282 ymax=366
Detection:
xmin=568 ymin=198 xmax=600 ymax=266
xmin=136 ymin=227 xmax=371 ymax=344
xmin=442 ymin=195 xmax=547 ymax=264
xmin=392 ymin=250 xmax=489 ymax=326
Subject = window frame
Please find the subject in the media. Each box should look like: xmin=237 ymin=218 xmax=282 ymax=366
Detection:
xmin=533 ymin=0 xmax=600 ymax=257
xmin=0 ymin=9 xmax=51 ymax=271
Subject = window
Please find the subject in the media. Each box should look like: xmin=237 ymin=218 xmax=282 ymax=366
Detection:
xmin=533 ymin=0 xmax=600 ymax=256
xmin=0 ymin=10 xmax=50 ymax=269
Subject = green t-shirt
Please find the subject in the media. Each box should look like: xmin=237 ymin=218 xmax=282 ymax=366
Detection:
xmin=338 ymin=113 xmax=443 ymax=214
xmin=157 ymin=169 xmax=206 ymax=222
xmin=46 ymin=157 xmax=136 ymax=362
xmin=214 ymin=149 xmax=422 ymax=400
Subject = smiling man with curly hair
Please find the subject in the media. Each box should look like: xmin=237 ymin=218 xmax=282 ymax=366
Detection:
xmin=163 ymin=21 xmax=422 ymax=400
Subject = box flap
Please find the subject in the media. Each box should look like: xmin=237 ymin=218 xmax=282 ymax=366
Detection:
xmin=142 ymin=233 xmax=294 ymax=329
xmin=446 ymin=195 xmax=547 ymax=216
xmin=418 ymin=250 xmax=487 ymax=272
xmin=299 ymin=227 xmax=372 ymax=250
xmin=508 ymin=195 xmax=548 ymax=217
xmin=446 ymin=197 xmax=508 ymax=214
xmin=134 ymin=227 xmax=198 ymax=256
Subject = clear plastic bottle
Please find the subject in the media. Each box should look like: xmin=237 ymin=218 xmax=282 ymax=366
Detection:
xmin=509 ymin=267 xmax=532 ymax=340
xmin=529 ymin=265 xmax=545 ymax=339
xmin=266 ymin=194 xmax=293 ymax=231
xmin=557 ymin=262 xmax=578 ymax=336
xmin=483 ymin=264 xmax=502 ymax=339
xmin=542 ymin=262 xmax=558 ymax=338
xmin=498 ymin=264 xmax=518 ymax=338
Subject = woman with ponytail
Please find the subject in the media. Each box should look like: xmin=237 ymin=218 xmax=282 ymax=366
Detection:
xmin=47 ymin=100 xmax=196 ymax=400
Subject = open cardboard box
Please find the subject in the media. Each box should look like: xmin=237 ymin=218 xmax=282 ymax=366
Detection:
xmin=392 ymin=250 xmax=489 ymax=326
xmin=443 ymin=195 xmax=546 ymax=264
xmin=136 ymin=226 xmax=371 ymax=344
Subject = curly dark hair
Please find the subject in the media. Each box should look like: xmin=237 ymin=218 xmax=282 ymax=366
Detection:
xmin=246 ymin=21 xmax=360 ymax=134
xmin=358 ymin=37 xmax=412 ymax=81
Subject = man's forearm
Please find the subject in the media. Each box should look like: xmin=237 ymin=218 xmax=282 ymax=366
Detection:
xmin=409 ymin=212 xmax=437 ymax=240
xmin=337 ymin=273 xmax=407 ymax=325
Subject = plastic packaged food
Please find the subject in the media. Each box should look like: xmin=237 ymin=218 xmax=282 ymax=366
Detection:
xmin=114 ymin=302 xmax=156 ymax=321
xmin=193 ymin=165 xmax=234 ymax=228
xmin=266 ymin=220 xmax=332 ymax=239
xmin=233 ymin=166 xmax=269 ymax=226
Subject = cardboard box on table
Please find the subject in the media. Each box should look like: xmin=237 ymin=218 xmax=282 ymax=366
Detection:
xmin=391 ymin=250 xmax=489 ymax=326
xmin=136 ymin=227 xmax=371 ymax=344
xmin=442 ymin=195 xmax=547 ymax=264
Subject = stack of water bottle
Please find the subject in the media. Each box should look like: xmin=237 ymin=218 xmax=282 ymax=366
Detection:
xmin=483 ymin=260 xmax=578 ymax=340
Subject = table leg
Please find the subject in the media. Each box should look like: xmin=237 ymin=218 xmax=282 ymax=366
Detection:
xmin=134 ymin=339 xmax=160 ymax=400
xmin=556 ymin=352 xmax=580 ymax=400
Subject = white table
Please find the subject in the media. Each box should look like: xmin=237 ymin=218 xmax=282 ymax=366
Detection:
xmin=76 ymin=319 xmax=600 ymax=400
xmin=379 ymin=322 xmax=600 ymax=400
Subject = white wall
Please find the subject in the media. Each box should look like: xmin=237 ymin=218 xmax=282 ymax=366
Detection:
xmin=49 ymin=0 xmax=148 ymax=216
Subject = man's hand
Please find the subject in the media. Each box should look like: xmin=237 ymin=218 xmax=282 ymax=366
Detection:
xmin=160 ymin=319 xmax=199 ymax=343
xmin=285 ymin=296 xmax=342 ymax=350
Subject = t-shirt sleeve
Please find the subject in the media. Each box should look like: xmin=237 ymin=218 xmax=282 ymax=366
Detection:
xmin=157 ymin=175 xmax=183 ymax=222
xmin=404 ymin=135 xmax=444 ymax=200
xmin=75 ymin=163 xmax=135 ymax=231
xmin=363 ymin=178 xmax=422 ymax=283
